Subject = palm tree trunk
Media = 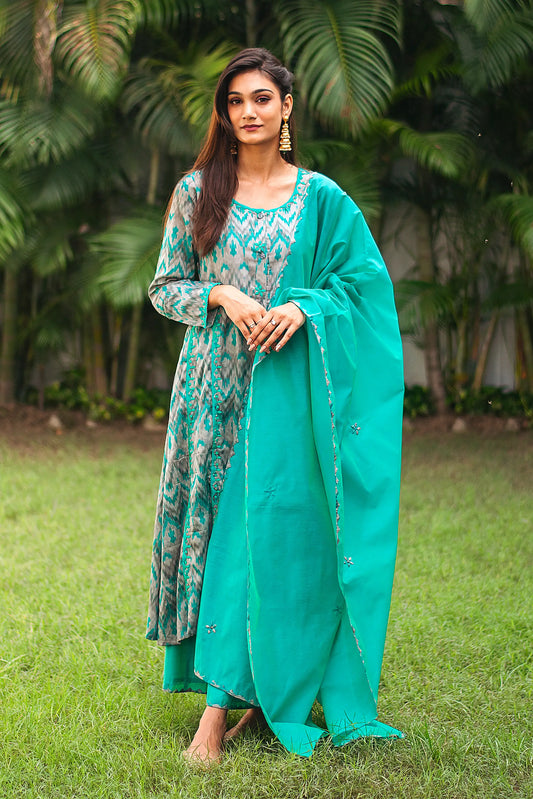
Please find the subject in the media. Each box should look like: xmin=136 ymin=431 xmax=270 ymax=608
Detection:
xmin=122 ymin=303 xmax=142 ymax=401
xmin=413 ymin=206 xmax=448 ymax=415
xmin=0 ymin=268 xmax=17 ymax=403
xmin=454 ymin=317 xmax=468 ymax=396
xmin=122 ymin=148 xmax=159 ymax=401
xmin=146 ymin=148 xmax=159 ymax=206
xmin=245 ymin=0 xmax=257 ymax=47
xmin=34 ymin=0 xmax=62 ymax=97
xmin=517 ymin=309 xmax=533 ymax=393
xmin=87 ymin=307 xmax=108 ymax=396
xmin=472 ymin=310 xmax=499 ymax=391
xmin=109 ymin=310 xmax=122 ymax=397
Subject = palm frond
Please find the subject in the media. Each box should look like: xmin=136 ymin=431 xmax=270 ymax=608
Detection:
xmin=279 ymin=0 xmax=401 ymax=136
xmin=0 ymin=90 xmax=103 ymax=167
xmin=124 ymin=42 xmax=237 ymax=148
xmin=463 ymin=0 xmax=526 ymax=35
xmin=377 ymin=120 xmax=475 ymax=180
xmin=0 ymin=0 xmax=36 ymax=94
xmin=393 ymin=42 xmax=458 ymax=101
xmin=495 ymin=194 xmax=533 ymax=258
xmin=399 ymin=129 xmax=474 ymax=179
xmin=25 ymin=142 xmax=125 ymax=213
xmin=0 ymin=169 xmax=27 ymax=261
xmin=123 ymin=65 xmax=196 ymax=155
xmin=176 ymin=42 xmax=240 ymax=134
xmin=483 ymin=279 xmax=533 ymax=312
xmin=395 ymin=278 xmax=456 ymax=335
xmin=20 ymin=217 xmax=76 ymax=276
xmin=297 ymin=138 xmax=352 ymax=170
xmin=90 ymin=207 xmax=162 ymax=307
xmin=331 ymin=165 xmax=381 ymax=222
xmin=33 ymin=315 xmax=72 ymax=355
xmin=461 ymin=1 xmax=533 ymax=91
xmin=56 ymin=0 xmax=137 ymax=101
xmin=134 ymin=0 xmax=203 ymax=28
xmin=326 ymin=139 xmax=383 ymax=221
xmin=70 ymin=252 xmax=107 ymax=311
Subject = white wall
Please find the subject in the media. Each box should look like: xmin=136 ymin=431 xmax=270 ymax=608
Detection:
xmin=378 ymin=202 xmax=517 ymax=389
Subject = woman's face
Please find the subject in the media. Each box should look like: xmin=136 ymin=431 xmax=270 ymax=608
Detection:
xmin=227 ymin=69 xmax=292 ymax=149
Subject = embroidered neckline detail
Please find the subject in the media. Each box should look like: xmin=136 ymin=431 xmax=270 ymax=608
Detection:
xmin=231 ymin=168 xmax=305 ymax=213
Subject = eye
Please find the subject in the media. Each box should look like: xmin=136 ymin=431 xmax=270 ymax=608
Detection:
xmin=256 ymin=96 xmax=271 ymax=104
xmin=229 ymin=97 xmax=242 ymax=105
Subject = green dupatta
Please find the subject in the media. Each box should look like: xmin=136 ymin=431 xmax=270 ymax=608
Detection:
xmin=165 ymin=173 xmax=404 ymax=756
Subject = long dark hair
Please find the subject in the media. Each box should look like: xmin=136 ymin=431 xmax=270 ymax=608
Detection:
xmin=190 ymin=48 xmax=297 ymax=257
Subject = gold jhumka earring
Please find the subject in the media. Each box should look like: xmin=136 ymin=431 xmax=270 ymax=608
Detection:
xmin=279 ymin=117 xmax=292 ymax=152
xmin=230 ymin=140 xmax=238 ymax=155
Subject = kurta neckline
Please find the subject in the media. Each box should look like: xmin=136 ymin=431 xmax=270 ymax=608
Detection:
xmin=231 ymin=167 xmax=303 ymax=213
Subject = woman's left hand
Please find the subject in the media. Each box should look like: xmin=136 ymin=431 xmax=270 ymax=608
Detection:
xmin=247 ymin=301 xmax=305 ymax=354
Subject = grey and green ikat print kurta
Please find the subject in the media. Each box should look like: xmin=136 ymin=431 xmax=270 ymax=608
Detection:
xmin=146 ymin=168 xmax=312 ymax=645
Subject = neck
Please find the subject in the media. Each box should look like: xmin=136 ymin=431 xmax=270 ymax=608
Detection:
xmin=236 ymin=144 xmax=291 ymax=182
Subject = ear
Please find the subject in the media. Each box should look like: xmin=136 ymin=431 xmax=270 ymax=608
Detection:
xmin=282 ymin=93 xmax=293 ymax=119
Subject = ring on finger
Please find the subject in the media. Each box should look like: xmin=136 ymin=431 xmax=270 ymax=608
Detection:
xmin=249 ymin=322 xmax=257 ymax=329
xmin=269 ymin=319 xmax=277 ymax=326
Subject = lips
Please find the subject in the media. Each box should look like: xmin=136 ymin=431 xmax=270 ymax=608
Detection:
xmin=242 ymin=125 xmax=261 ymax=131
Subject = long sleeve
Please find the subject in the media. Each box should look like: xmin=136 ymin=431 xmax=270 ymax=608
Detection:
xmin=148 ymin=174 xmax=220 ymax=327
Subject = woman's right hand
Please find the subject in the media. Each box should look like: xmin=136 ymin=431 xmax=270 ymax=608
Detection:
xmin=208 ymin=284 xmax=266 ymax=340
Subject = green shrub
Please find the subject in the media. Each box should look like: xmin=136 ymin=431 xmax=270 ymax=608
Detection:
xmin=403 ymin=385 xmax=434 ymax=418
xmin=31 ymin=371 xmax=532 ymax=422
xmin=43 ymin=368 xmax=91 ymax=411
xmin=403 ymin=384 xmax=532 ymax=418
xmin=28 ymin=370 xmax=171 ymax=424
xmin=449 ymin=387 xmax=533 ymax=418
xmin=88 ymin=396 xmax=129 ymax=422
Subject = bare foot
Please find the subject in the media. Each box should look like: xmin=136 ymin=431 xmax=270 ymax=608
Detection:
xmin=224 ymin=708 xmax=266 ymax=741
xmin=182 ymin=706 xmax=227 ymax=765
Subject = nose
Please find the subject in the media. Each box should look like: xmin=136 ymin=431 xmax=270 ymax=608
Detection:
xmin=242 ymin=99 xmax=257 ymax=119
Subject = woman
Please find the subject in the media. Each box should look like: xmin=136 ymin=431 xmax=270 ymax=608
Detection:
xmin=146 ymin=48 xmax=404 ymax=763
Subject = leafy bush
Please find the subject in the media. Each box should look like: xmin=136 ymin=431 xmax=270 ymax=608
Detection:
xmin=124 ymin=387 xmax=170 ymax=423
xmin=403 ymin=383 xmax=533 ymax=418
xmin=28 ymin=370 xmax=170 ymax=424
xmin=31 ymin=371 xmax=532 ymax=422
xmin=87 ymin=388 xmax=170 ymax=423
xmin=43 ymin=369 xmax=91 ymax=411
xmin=449 ymin=387 xmax=533 ymax=418
xmin=403 ymin=385 xmax=434 ymax=418
xmin=87 ymin=396 xmax=129 ymax=422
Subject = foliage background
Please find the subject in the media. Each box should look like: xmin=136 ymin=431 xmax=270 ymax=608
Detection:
xmin=0 ymin=0 xmax=532 ymax=414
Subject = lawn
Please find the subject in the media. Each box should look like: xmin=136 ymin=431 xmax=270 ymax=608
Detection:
xmin=0 ymin=428 xmax=531 ymax=799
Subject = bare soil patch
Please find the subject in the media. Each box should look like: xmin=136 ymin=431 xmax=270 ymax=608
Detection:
xmin=0 ymin=403 xmax=529 ymax=456
xmin=0 ymin=403 xmax=165 ymax=455
xmin=402 ymin=413 xmax=527 ymax=436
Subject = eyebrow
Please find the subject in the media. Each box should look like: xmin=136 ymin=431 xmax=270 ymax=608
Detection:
xmin=227 ymin=88 xmax=275 ymax=96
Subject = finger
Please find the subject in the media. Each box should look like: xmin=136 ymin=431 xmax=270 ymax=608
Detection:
xmin=245 ymin=315 xmax=265 ymax=339
xmin=259 ymin=323 xmax=286 ymax=352
xmin=273 ymin=326 xmax=295 ymax=352
xmin=247 ymin=320 xmax=269 ymax=347
xmin=247 ymin=315 xmax=271 ymax=346
xmin=240 ymin=315 xmax=263 ymax=338
xmin=237 ymin=321 xmax=252 ymax=339
xmin=251 ymin=317 xmax=281 ymax=349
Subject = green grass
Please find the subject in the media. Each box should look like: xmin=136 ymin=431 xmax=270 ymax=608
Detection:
xmin=0 ymin=430 xmax=532 ymax=799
